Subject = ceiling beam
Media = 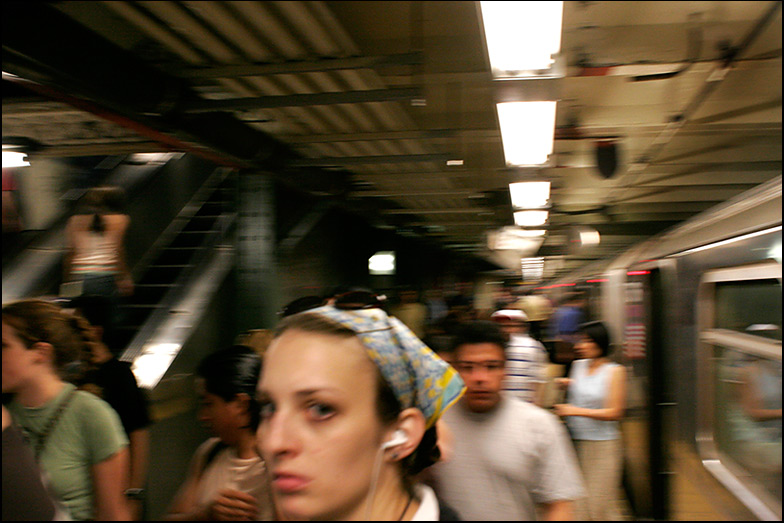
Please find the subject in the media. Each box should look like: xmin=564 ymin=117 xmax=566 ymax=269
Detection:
xmin=183 ymin=87 xmax=422 ymax=112
xmin=290 ymin=153 xmax=452 ymax=166
xmin=688 ymin=97 xmax=782 ymax=125
xmin=352 ymin=189 xmax=482 ymax=198
xmin=282 ymin=123 xmax=780 ymax=145
xmin=636 ymin=183 xmax=759 ymax=191
xmin=33 ymin=141 xmax=169 ymax=157
xmin=172 ymin=52 xmax=423 ymax=79
xmin=592 ymin=222 xmax=682 ymax=235
xmin=285 ymin=129 xmax=457 ymax=143
xmin=609 ymin=202 xmax=717 ymax=213
xmin=654 ymin=134 xmax=780 ymax=164
xmin=407 ymin=221 xmax=498 ymax=227
xmin=381 ymin=208 xmax=494 ymax=215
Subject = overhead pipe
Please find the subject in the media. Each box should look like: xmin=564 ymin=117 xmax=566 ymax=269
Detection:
xmin=615 ymin=1 xmax=782 ymax=187
xmin=631 ymin=12 xmax=703 ymax=82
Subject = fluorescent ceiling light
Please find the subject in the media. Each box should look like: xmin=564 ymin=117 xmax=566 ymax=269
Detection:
xmin=480 ymin=1 xmax=564 ymax=77
xmin=514 ymin=210 xmax=549 ymax=227
xmin=369 ymin=251 xmax=396 ymax=275
xmin=509 ymin=181 xmax=551 ymax=209
xmin=488 ymin=226 xmax=547 ymax=252
xmin=497 ymin=101 xmax=557 ymax=166
xmin=2 ymin=150 xmax=30 ymax=168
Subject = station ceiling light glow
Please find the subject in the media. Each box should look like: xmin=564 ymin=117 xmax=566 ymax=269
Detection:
xmin=2 ymin=150 xmax=30 ymax=168
xmin=479 ymin=1 xmax=564 ymax=78
xmin=2 ymin=144 xmax=30 ymax=168
xmin=514 ymin=210 xmax=549 ymax=227
xmin=369 ymin=251 xmax=396 ymax=275
xmin=496 ymin=101 xmax=557 ymax=166
xmin=509 ymin=181 xmax=551 ymax=209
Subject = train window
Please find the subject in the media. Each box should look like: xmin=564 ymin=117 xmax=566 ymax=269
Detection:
xmin=698 ymin=261 xmax=782 ymax=520
xmin=713 ymin=346 xmax=781 ymax=507
xmin=715 ymin=280 xmax=782 ymax=341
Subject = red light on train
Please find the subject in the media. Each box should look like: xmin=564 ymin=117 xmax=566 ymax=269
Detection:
xmin=535 ymin=282 xmax=576 ymax=289
xmin=627 ymin=270 xmax=650 ymax=276
xmin=586 ymin=279 xmax=608 ymax=283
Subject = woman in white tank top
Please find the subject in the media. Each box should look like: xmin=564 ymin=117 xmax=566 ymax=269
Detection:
xmin=64 ymin=186 xmax=133 ymax=297
xmin=553 ymin=321 xmax=627 ymax=520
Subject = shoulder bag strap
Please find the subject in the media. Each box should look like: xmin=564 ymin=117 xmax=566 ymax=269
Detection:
xmin=34 ymin=387 xmax=78 ymax=460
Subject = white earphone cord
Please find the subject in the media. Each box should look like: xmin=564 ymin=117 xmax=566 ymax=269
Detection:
xmin=364 ymin=444 xmax=388 ymax=520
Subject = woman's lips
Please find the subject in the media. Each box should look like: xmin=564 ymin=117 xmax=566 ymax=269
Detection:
xmin=272 ymin=472 xmax=311 ymax=493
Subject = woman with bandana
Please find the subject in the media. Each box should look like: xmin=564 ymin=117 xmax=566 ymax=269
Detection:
xmin=255 ymin=300 xmax=466 ymax=520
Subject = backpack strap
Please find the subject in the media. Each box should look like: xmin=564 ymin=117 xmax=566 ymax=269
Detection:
xmin=199 ymin=439 xmax=228 ymax=477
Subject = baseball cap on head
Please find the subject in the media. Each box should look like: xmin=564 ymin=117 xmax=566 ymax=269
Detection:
xmin=490 ymin=309 xmax=528 ymax=323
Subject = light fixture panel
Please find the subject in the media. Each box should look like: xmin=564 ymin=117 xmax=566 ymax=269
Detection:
xmin=514 ymin=210 xmax=549 ymax=227
xmin=509 ymin=181 xmax=551 ymax=209
xmin=497 ymin=101 xmax=557 ymax=166
xmin=480 ymin=1 xmax=564 ymax=79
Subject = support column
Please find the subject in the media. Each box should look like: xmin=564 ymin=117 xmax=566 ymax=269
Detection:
xmin=236 ymin=171 xmax=280 ymax=333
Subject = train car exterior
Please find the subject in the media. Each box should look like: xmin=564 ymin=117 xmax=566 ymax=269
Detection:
xmin=554 ymin=176 xmax=781 ymax=520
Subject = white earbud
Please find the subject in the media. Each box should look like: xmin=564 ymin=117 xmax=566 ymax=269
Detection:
xmin=381 ymin=429 xmax=407 ymax=449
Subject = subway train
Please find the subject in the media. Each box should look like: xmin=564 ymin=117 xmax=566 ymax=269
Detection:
xmin=545 ymin=175 xmax=781 ymax=520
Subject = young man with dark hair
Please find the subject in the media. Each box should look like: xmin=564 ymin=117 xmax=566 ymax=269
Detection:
xmin=431 ymin=321 xmax=585 ymax=521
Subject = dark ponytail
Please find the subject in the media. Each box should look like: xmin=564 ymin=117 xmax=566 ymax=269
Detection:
xmin=90 ymin=212 xmax=105 ymax=234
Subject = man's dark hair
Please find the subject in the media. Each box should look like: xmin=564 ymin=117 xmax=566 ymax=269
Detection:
xmin=451 ymin=320 xmax=507 ymax=357
xmin=197 ymin=345 xmax=263 ymax=429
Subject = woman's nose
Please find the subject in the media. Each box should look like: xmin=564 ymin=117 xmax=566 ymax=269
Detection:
xmin=260 ymin=409 xmax=299 ymax=460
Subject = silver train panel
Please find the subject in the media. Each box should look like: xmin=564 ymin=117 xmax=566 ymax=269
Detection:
xmin=556 ymin=175 xmax=782 ymax=519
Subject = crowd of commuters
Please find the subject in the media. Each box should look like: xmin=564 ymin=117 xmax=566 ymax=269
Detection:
xmin=3 ymin=278 xmax=631 ymax=520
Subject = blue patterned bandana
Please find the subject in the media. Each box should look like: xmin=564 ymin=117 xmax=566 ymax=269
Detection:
xmin=305 ymin=305 xmax=465 ymax=429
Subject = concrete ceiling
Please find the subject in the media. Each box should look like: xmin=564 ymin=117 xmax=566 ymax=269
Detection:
xmin=3 ymin=1 xmax=781 ymax=282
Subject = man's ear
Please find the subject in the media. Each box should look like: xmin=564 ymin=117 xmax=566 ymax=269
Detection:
xmin=385 ymin=407 xmax=426 ymax=461
xmin=31 ymin=341 xmax=55 ymax=365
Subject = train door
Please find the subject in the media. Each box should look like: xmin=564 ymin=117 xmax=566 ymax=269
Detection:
xmin=696 ymin=261 xmax=782 ymax=520
xmin=622 ymin=267 xmax=669 ymax=519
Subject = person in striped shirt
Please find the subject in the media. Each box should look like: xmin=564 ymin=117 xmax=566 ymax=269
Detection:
xmin=491 ymin=309 xmax=548 ymax=406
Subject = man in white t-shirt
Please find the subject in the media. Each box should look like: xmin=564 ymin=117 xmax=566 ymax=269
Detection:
xmin=431 ymin=320 xmax=584 ymax=521
xmin=491 ymin=308 xmax=549 ymax=406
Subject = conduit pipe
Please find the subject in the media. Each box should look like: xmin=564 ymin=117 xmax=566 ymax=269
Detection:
xmin=612 ymin=1 xmax=781 ymax=195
